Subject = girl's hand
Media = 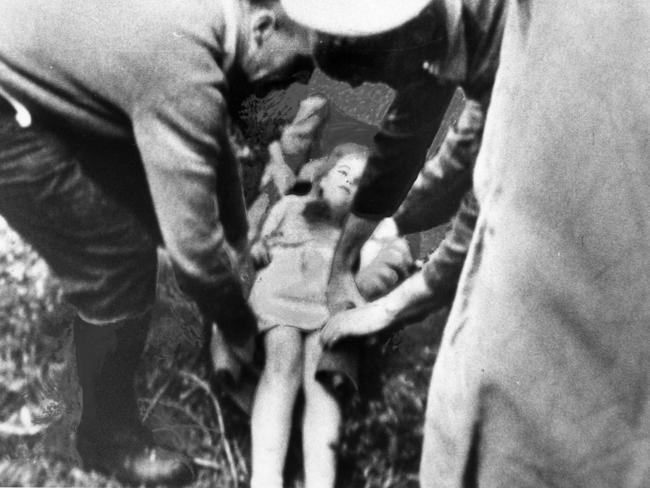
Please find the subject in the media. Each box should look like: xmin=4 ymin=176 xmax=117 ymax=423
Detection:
xmin=320 ymin=300 xmax=395 ymax=348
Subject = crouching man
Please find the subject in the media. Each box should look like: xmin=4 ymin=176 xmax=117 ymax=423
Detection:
xmin=0 ymin=0 xmax=315 ymax=485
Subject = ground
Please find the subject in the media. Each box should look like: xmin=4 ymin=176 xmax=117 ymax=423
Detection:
xmin=0 ymin=215 xmax=448 ymax=488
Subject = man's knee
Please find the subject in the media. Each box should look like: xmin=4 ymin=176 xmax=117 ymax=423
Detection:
xmin=69 ymin=243 xmax=158 ymax=325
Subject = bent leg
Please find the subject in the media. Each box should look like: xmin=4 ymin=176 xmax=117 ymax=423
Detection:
xmin=251 ymin=326 xmax=304 ymax=488
xmin=0 ymin=118 xmax=157 ymax=324
xmin=302 ymin=331 xmax=341 ymax=488
xmin=0 ymin=113 xmax=194 ymax=485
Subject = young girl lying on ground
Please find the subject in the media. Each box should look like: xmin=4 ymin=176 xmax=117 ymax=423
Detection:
xmin=248 ymin=146 xmax=407 ymax=488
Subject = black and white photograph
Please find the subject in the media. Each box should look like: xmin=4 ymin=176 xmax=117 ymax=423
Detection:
xmin=0 ymin=0 xmax=648 ymax=486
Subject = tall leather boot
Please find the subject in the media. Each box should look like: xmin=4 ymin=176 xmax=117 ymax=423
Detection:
xmin=74 ymin=313 xmax=195 ymax=486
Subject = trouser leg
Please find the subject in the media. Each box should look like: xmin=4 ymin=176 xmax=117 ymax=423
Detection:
xmin=73 ymin=312 xmax=195 ymax=486
xmin=0 ymin=110 xmax=194 ymax=485
xmin=74 ymin=312 xmax=149 ymax=440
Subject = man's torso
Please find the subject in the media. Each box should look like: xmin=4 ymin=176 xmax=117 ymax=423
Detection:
xmin=0 ymin=0 xmax=227 ymax=139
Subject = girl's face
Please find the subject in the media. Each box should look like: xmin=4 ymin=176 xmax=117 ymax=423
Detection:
xmin=319 ymin=154 xmax=367 ymax=216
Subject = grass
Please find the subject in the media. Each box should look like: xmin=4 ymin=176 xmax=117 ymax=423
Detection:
xmin=0 ymin=217 xmax=446 ymax=487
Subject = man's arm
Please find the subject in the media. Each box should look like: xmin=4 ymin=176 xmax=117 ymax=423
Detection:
xmin=379 ymin=190 xmax=479 ymax=321
xmin=321 ymin=271 xmax=434 ymax=346
xmin=321 ymin=190 xmax=479 ymax=346
xmin=353 ymin=80 xmax=457 ymax=220
xmin=419 ymin=189 xmax=478 ymax=297
xmin=132 ymin=80 xmax=255 ymax=351
xmin=327 ymin=79 xmax=456 ymax=312
xmin=394 ymin=99 xmax=485 ymax=234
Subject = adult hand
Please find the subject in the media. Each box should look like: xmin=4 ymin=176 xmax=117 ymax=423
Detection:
xmin=356 ymin=238 xmax=413 ymax=301
xmin=250 ymin=240 xmax=271 ymax=269
xmin=226 ymin=241 xmax=255 ymax=298
xmin=320 ymin=301 xmax=395 ymax=348
xmin=238 ymin=253 xmax=255 ymax=299
xmin=212 ymin=287 xmax=257 ymax=354
xmin=226 ymin=332 xmax=256 ymax=370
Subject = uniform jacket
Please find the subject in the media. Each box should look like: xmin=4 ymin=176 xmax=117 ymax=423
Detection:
xmin=352 ymin=0 xmax=505 ymax=220
xmin=0 ymin=0 xmax=247 ymax=291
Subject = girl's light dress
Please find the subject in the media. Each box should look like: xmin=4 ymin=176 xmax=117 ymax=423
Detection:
xmin=249 ymin=195 xmax=340 ymax=332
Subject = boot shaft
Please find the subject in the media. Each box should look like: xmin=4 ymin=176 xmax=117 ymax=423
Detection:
xmin=74 ymin=313 xmax=150 ymax=437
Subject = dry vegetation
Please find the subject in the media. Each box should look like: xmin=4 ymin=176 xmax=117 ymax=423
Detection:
xmin=0 ymin=213 xmax=446 ymax=487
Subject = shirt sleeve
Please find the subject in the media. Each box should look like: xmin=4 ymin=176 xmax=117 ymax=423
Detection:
xmin=132 ymin=80 xmax=245 ymax=289
xmin=421 ymin=189 xmax=479 ymax=296
xmin=393 ymin=98 xmax=485 ymax=234
xmin=352 ymin=79 xmax=457 ymax=220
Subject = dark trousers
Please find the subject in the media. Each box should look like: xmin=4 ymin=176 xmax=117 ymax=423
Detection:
xmin=0 ymin=104 xmax=157 ymax=324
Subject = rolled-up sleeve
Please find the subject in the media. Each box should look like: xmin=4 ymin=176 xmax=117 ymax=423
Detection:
xmin=394 ymin=98 xmax=485 ymax=234
xmin=352 ymin=79 xmax=456 ymax=220
xmin=422 ymin=189 xmax=478 ymax=296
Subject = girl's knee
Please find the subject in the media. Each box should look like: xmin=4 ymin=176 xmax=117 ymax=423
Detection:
xmin=263 ymin=353 xmax=302 ymax=384
xmin=262 ymin=327 xmax=303 ymax=383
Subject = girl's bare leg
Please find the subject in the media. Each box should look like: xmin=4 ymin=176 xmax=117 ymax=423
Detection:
xmin=301 ymin=331 xmax=342 ymax=488
xmin=251 ymin=326 xmax=304 ymax=488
